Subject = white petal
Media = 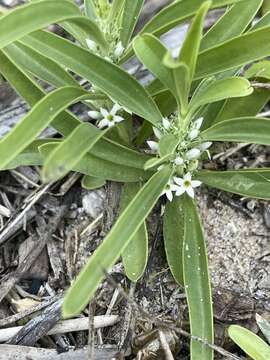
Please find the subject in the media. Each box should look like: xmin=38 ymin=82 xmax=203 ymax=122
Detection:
xmin=184 ymin=172 xmax=192 ymax=181
xmin=108 ymin=121 xmax=115 ymax=127
xmin=111 ymin=103 xmax=121 ymax=115
xmin=86 ymin=39 xmax=97 ymax=52
xmin=198 ymin=142 xmax=212 ymax=151
xmin=88 ymin=110 xmax=101 ymax=120
xmin=166 ymin=190 xmax=173 ymax=202
xmin=193 ymin=117 xmax=204 ymax=130
xmin=114 ymin=115 xmax=124 ymax=123
xmin=98 ymin=119 xmax=109 ymax=128
xmin=186 ymin=186 xmax=195 ymax=198
xmin=188 ymin=128 xmax=199 ymax=140
xmin=114 ymin=41 xmax=125 ymax=58
xmin=174 ymin=156 xmax=184 ymax=166
xmin=162 ymin=117 xmax=171 ymax=130
xmin=185 ymin=148 xmax=201 ymax=160
xmin=100 ymin=108 xmax=109 ymax=117
xmin=147 ymin=141 xmax=159 ymax=152
xmin=153 ymin=127 xmax=163 ymax=139
xmin=191 ymin=180 xmax=202 ymax=188
xmin=175 ymin=186 xmax=186 ymax=197
xmin=170 ymin=184 xmax=180 ymax=192
xmin=173 ymin=177 xmax=184 ymax=186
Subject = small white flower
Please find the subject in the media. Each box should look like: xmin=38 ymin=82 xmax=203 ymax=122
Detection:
xmin=185 ymin=148 xmax=201 ymax=160
xmin=86 ymin=39 xmax=97 ymax=52
xmin=162 ymin=117 xmax=171 ymax=130
xmin=188 ymin=128 xmax=199 ymax=140
xmin=173 ymin=173 xmax=202 ymax=198
xmin=193 ymin=117 xmax=204 ymax=130
xmin=97 ymin=103 xmax=124 ymax=128
xmin=153 ymin=127 xmax=163 ymax=139
xmin=198 ymin=142 xmax=212 ymax=151
xmin=161 ymin=180 xmax=180 ymax=202
xmin=174 ymin=156 xmax=184 ymax=166
xmin=147 ymin=141 xmax=159 ymax=153
xmin=88 ymin=110 xmax=102 ymax=120
xmin=114 ymin=41 xmax=125 ymax=58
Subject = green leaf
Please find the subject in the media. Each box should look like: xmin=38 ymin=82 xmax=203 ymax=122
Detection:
xmin=133 ymin=34 xmax=176 ymax=96
xmin=62 ymin=166 xmax=172 ymax=317
xmin=81 ymin=175 xmax=106 ymax=190
xmin=0 ymin=0 xmax=81 ymax=48
xmin=182 ymin=196 xmax=213 ymax=360
xmin=21 ymin=30 xmax=163 ymax=126
xmin=39 ymin=142 xmax=152 ymax=183
xmin=159 ymin=134 xmax=179 ymax=158
xmin=84 ymin=0 xmax=97 ymax=20
xmin=121 ymin=0 xmax=144 ymax=47
xmin=196 ymin=25 xmax=270 ymax=79
xmin=200 ymin=0 xmax=263 ymax=51
xmin=163 ymin=197 xmax=184 ymax=285
xmin=154 ymin=90 xmax=177 ymax=117
xmin=178 ymin=1 xmax=211 ymax=82
xmin=139 ymin=0 xmax=243 ymax=38
xmin=120 ymin=182 xmax=148 ymax=281
xmin=42 ymin=124 xmax=106 ymax=183
xmin=256 ymin=314 xmax=270 ymax=344
xmin=245 ymin=60 xmax=270 ymax=80
xmin=197 ymin=169 xmax=270 ymax=199
xmin=5 ymin=42 xmax=78 ymax=87
xmin=201 ymin=117 xmax=270 ymax=145
xmin=228 ymin=325 xmax=270 ymax=360
xmin=163 ymin=54 xmax=190 ymax=114
xmin=0 ymin=86 xmax=89 ymax=170
xmin=189 ymin=78 xmax=253 ymax=113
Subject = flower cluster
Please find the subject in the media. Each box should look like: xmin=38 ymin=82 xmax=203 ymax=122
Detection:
xmin=86 ymin=38 xmax=125 ymax=62
xmin=162 ymin=173 xmax=201 ymax=201
xmin=88 ymin=103 xmax=125 ymax=128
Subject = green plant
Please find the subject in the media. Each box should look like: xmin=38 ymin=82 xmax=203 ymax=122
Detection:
xmin=1 ymin=0 xmax=270 ymax=359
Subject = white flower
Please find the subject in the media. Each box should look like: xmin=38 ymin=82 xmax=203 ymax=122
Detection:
xmin=188 ymin=128 xmax=199 ymax=140
xmin=162 ymin=117 xmax=171 ymax=130
xmin=161 ymin=180 xmax=179 ymax=202
xmin=173 ymin=173 xmax=201 ymax=198
xmin=114 ymin=41 xmax=125 ymax=58
xmin=153 ymin=127 xmax=163 ymax=139
xmin=193 ymin=117 xmax=204 ymax=130
xmin=97 ymin=103 xmax=124 ymax=128
xmin=86 ymin=39 xmax=97 ymax=52
xmin=147 ymin=141 xmax=159 ymax=153
xmin=185 ymin=148 xmax=201 ymax=160
xmin=198 ymin=142 xmax=212 ymax=151
xmin=88 ymin=110 xmax=102 ymax=120
xmin=174 ymin=156 xmax=184 ymax=166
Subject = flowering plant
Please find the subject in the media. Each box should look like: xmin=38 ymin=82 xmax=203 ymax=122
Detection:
xmin=0 ymin=0 xmax=270 ymax=358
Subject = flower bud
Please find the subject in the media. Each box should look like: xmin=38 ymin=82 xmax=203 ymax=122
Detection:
xmin=114 ymin=41 xmax=125 ymax=58
xmin=186 ymin=148 xmax=201 ymax=160
xmin=88 ymin=110 xmax=101 ymax=120
xmin=86 ymin=39 xmax=97 ymax=52
xmin=188 ymin=128 xmax=199 ymax=140
xmin=198 ymin=142 xmax=212 ymax=151
xmin=193 ymin=117 xmax=204 ymax=130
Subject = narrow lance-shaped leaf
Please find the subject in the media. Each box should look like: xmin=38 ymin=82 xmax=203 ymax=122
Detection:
xmin=196 ymin=25 xmax=270 ymax=80
xmin=0 ymin=86 xmax=89 ymax=170
xmin=42 ymin=124 xmax=107 ymax=183
xmin=40 ymin=142 xmax=152 ymax=183
xmin=182 ymin=195 xmax=213 ymax=360
xmin=200 ymin=0 xmax=263 ymax=51
xmin=0 ymin=0 xmax=81 ymax=48
xmin=120 ymin=183 xmax=148 ymax=282
xmin=62 ymin=166 xmax=172 ymax=318
xmin=201 ymin=117 xmax=270 ymax=145
xmin=228 ymin=325 xmax=270 ymax=360
xmin=178 ymin=1 xmax=211 ymax=82
xmin=21 ymin=30 xmax=163 ymax=126
xmin=121 ymin=0 xmax=144 ymax=47
xmin=84 ymin=0 xmax=97 ymax=20
xmin=189 ymin=78 xmax=253 ymax=114
xmin=197 ymin=169 xmax=270 ymax=199
xmin=163 ymin=197 xmax=184 ymax=285
xmin=5 ymin=42 xmax=78 ymax=88
xmin=133 ymin=34 xmax=177 ymax=97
